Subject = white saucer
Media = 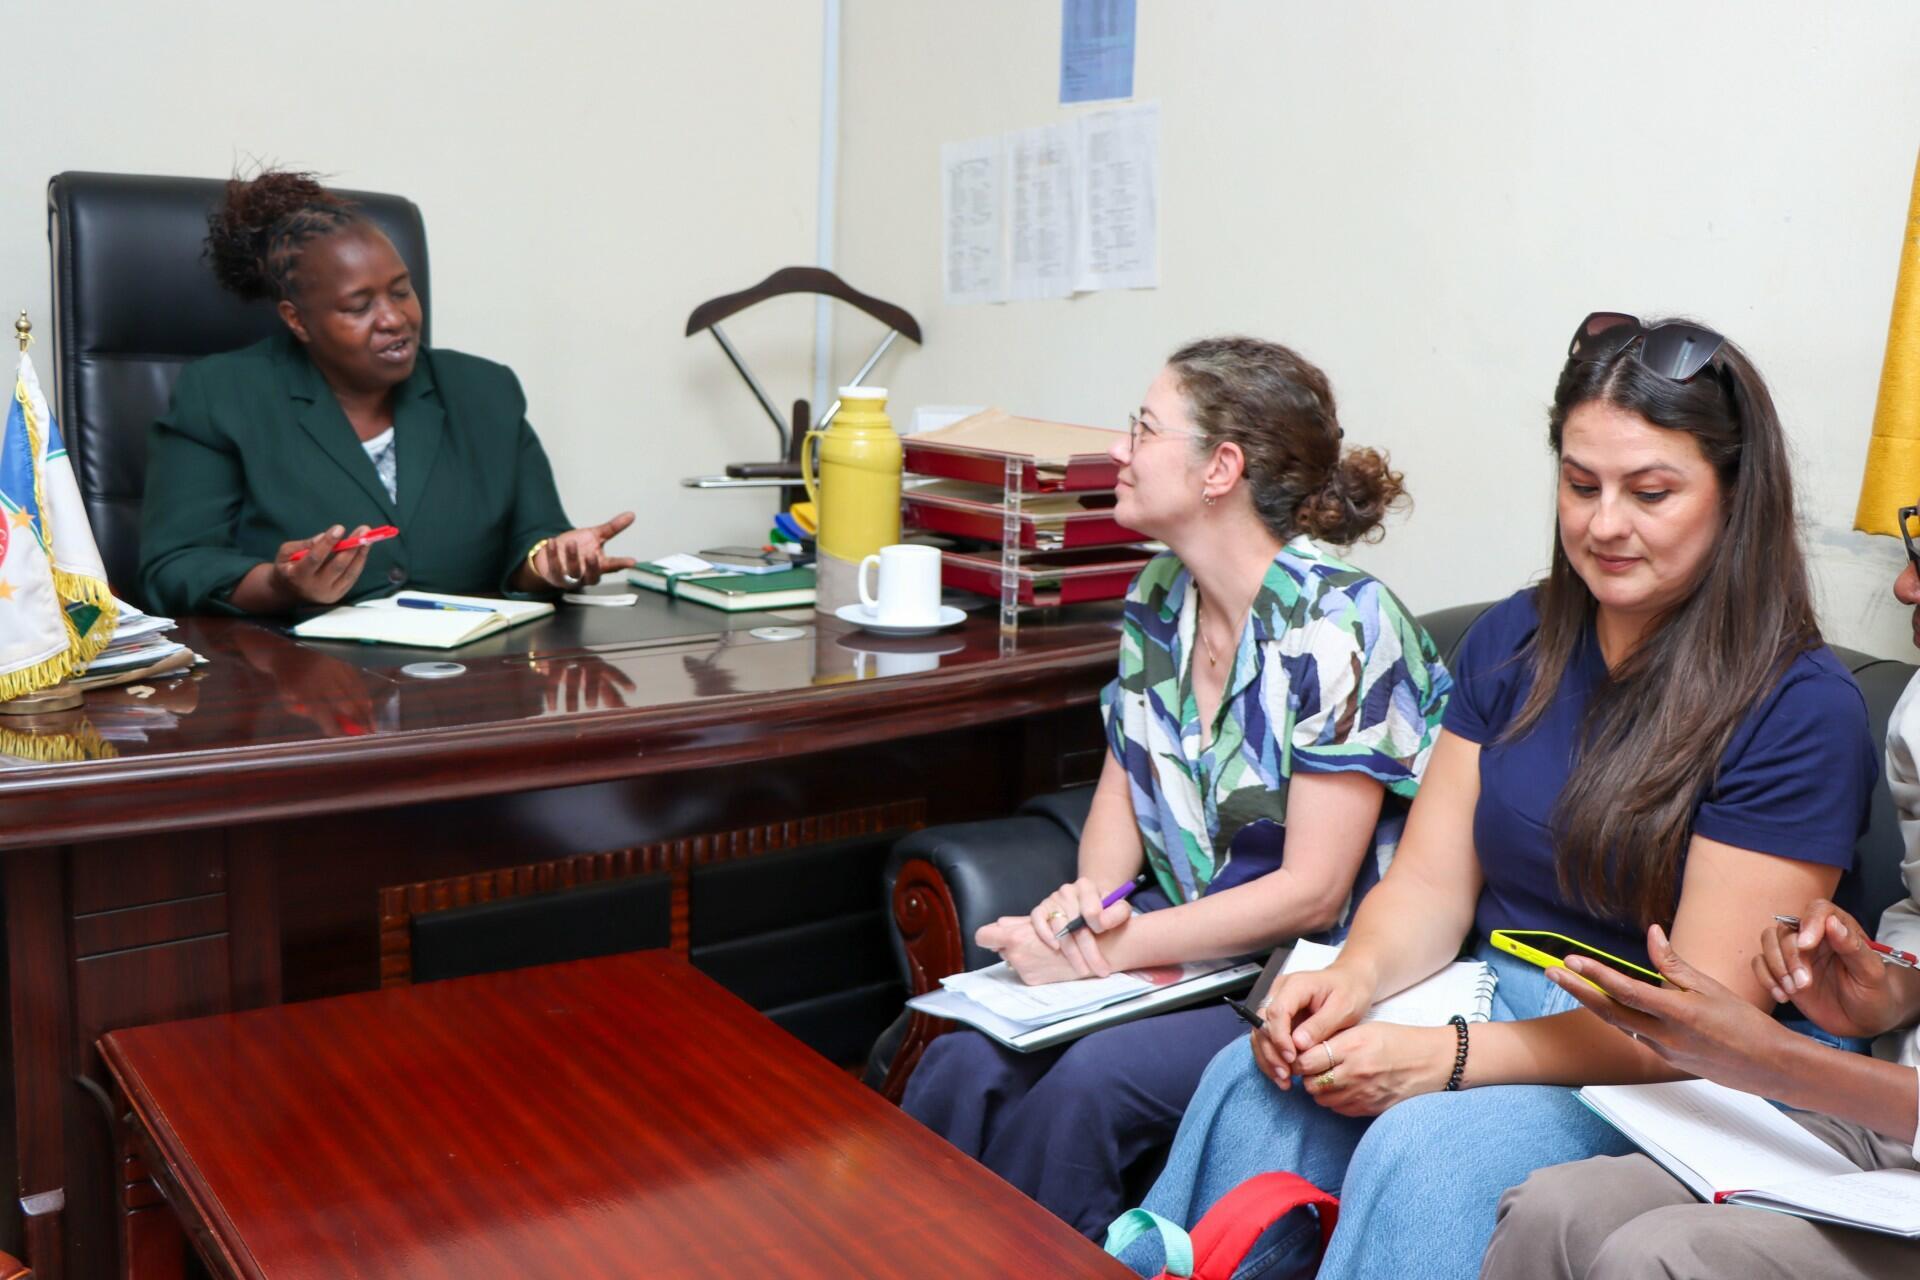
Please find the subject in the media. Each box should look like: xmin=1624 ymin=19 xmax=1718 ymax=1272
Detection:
xmin=834 ymin=603 xmax=967 ymax=636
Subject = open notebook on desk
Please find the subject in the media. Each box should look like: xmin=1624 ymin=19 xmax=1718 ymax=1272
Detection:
xmin=1579 ymin=1079 xmax=1920 ymax=1238
xmin=291 ymin=592 xmax=554 ymax=649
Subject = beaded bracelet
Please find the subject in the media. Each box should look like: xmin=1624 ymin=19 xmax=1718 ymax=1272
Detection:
xmin=1445 ymin=1013 xmax=1470 ymax=1092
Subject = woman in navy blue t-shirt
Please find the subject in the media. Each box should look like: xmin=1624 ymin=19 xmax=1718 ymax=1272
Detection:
xmin=1111 ymin=315 xmax=1877 ymax=1280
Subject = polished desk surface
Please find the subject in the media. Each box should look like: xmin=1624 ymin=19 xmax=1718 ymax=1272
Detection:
xmin=99 ymin=951 xmax=1131 ymax=1280
xmin=0 ymin=592 xmax=1122 ymax=847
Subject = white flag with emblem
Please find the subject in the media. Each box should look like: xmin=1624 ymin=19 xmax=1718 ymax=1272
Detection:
xmin=0 ymin=350 xmax=115 ymax=696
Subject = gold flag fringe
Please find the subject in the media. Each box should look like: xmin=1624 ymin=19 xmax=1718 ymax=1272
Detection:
xmin=0 ymin=721 xmax=113 ymax=763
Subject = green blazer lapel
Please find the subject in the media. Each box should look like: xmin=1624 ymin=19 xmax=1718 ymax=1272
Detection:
xmin=281 ymin=342 xmax=399 ymax=518
xmin=393 ymin=353 xmax=445 ymax=529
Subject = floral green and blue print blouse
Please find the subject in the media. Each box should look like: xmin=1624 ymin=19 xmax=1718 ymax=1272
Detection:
xmin=1101 ymin=537 xmax=1452 ymax=939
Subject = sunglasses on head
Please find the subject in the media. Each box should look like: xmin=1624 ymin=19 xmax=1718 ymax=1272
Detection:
xmin=1568 ymin=312 xmax=1727 ymax=382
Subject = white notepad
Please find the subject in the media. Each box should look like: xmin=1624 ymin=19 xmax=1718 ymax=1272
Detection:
xmin=290 ymin=592 xmax=554 ymax=649
xmin=1579 ymin=1079 xmax=1920 ymax=1238
xmin=1280 ymin=939 xmax=1498 ymax=1025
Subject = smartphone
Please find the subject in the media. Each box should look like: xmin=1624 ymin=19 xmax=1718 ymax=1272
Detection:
xmin=1489 ymin=929 xmax=1665 ymax=986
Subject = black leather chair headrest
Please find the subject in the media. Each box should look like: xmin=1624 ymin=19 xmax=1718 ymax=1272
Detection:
xmin=47 ymin=171 xmax=430 ymax=604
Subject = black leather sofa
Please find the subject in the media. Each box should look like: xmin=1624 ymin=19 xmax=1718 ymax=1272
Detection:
xmin=866 ymin=601 xmax=1920 ymax=1100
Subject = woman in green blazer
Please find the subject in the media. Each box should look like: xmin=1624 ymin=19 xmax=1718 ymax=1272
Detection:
xmin=140 ymin=169 xmax=634 ymax=616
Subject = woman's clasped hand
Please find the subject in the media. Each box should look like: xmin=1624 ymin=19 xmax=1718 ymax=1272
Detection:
xmin=1251 ymin=965 xmax=1453 ymax=1116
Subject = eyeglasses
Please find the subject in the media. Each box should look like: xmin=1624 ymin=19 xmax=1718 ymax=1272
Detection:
xmin=1568 ymin=312 xmax=1727 ymax=382
xmin=1900 ymin=504 xmax=1920 ymax=574
xmin=1127 ymin=412 xmax=1203 ymax=453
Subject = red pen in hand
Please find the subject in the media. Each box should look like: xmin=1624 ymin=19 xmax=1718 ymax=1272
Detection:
xmin=287 ymin=525 xmax=399 ymax=564
xmin=1775 ymin=914 xmax=1920 ymax=970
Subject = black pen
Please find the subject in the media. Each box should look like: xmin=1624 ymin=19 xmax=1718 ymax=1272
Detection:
xmin=1223 ymin=996 xmax=1264 ymax=1028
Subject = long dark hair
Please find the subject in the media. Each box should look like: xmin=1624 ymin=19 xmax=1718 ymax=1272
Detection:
xmin=1508 ymin=325 xmax=1820 ymax=929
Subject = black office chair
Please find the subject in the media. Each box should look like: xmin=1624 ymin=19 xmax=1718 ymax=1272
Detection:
xmin=47 ymin=172 xmax=432 ymax=607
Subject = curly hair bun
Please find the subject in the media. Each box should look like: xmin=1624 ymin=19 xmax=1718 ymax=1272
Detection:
xmin=1292 ymin=446 xmax=1408 ymax=545
xmin=204 ymin=169 xmax=355 ymax=301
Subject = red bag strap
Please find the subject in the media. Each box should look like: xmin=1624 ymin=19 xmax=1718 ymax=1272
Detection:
xmin=1185 ymin=1171 xmax=1339 ymax=1280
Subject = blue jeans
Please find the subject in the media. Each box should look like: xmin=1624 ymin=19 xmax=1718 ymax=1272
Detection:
xmin=1116 ymin=945 xmax=1635 ymax=1280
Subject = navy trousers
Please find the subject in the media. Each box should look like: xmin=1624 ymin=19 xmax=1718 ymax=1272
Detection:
xmin=900 ymin=1002 xmax=1245 ymax=1238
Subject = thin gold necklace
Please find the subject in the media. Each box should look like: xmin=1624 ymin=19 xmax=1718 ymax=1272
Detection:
xmin=1196 ymin=592 xmax=1221 ymax=667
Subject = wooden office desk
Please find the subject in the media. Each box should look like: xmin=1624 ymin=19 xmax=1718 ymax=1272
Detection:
xmin=98 ymin=951 xmax=1132 ymax=1279
xmin=0 ymin=597 xmax=1120 ymax=1280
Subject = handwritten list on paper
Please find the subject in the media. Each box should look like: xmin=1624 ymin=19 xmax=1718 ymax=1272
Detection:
xmin=939 ymin=102 xmax=1160 ymax=306
xmin=941 ymin=135 xmax=1005 ymax=306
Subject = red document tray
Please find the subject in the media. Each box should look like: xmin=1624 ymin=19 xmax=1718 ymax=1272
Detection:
xmin=942 ymin=548 xmax=1154 ymax=606
xmin=903 ymin=482 xmax=1144 ymax=551
xmin=901 ymin=438 xmax=1120 ymax=493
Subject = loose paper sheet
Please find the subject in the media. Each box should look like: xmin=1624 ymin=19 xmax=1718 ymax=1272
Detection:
xmin=1076 ymin=102 xmax=1160 ymax=292
xmin=940 ymin=103 xmax=1159 ymax=303
xmin=941 ymin=135 xmax=1005 ymax=305
xmin=1007 ymin=124 xmax=1078 ymax=301
xmin=1059 ymin=0 xmax=1137 ymax=104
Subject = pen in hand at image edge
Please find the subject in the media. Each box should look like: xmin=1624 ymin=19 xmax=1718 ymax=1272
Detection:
xmin=1774 ymin=914 xmax=1920 ymax=971
xmin=1053 ymin=872 xmax=1154 ymax=940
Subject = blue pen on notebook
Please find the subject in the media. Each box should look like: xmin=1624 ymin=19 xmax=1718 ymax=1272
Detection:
xmin=396 ymin=597 xmax=496 ymax=614
xmin=1053 ymin=872 xmax=1153 ymax=940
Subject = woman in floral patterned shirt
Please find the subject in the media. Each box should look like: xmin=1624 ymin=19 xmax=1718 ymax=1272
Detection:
xmin=901 ymin=336 xmax=1451 ymax=1236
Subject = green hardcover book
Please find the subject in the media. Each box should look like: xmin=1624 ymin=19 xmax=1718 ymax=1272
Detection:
xmin=627 ymin=563 xmax=817 ymax=611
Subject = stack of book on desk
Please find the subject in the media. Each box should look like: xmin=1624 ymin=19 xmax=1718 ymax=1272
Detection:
xmin=907 ymin=956 xmax=1261 ymax=1052
xmin=628 ymin=554 xmax=816 ymax=611
xmin=73 ymin=600 xmax=195 ymax=688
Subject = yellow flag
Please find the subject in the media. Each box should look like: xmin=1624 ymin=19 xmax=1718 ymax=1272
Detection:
xmin=1857 ymin=147 xmax=1920 ymax=536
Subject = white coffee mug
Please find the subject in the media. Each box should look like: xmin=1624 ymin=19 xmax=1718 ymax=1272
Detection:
xmin=858 ymin=544 xmax=942 ymax=626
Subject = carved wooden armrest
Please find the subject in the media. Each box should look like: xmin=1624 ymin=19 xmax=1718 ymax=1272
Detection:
xmin=877 ymin=857 xmax=967 ymax=1102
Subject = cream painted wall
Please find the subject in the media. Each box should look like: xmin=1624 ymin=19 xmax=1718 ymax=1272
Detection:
xmin=4 ymin=0 xmax=826 ymax=568
xmin=834 ymin=1 xmax=1920 ymax=659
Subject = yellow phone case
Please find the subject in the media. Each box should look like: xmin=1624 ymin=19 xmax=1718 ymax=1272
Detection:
xmin=1489 ymin=929 xmax=1665 ymax=985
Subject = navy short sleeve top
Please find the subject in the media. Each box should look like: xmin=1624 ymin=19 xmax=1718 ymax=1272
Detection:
xmin=1442 ymin=590 xmax=1877 ymax=967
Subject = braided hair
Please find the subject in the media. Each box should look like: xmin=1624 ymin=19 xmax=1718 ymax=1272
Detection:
xmin=204 ymin=169 xmax=363 ymax=303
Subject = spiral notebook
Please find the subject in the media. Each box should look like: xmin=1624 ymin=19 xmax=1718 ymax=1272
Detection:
xmin=1270 ymin=939 xmax=1498 ymax=1025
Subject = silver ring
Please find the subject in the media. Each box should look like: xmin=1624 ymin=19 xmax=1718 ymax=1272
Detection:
xmin=1321 ymin=1043 xmax=1336 ymax=1074
xmin=560 ymin=574 xmax=582 ymax=587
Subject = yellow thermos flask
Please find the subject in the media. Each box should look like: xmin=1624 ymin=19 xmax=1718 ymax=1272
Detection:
xmin=803 ymin=386 xmax=902 ymax=617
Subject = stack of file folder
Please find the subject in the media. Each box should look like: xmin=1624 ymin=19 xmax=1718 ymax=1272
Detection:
xmin=73 ymin=600 xmax=196 ymax=688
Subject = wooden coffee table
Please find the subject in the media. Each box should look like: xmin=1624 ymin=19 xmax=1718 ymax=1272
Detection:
xmin=98 ymin=951 xmax=1131 ymax=1279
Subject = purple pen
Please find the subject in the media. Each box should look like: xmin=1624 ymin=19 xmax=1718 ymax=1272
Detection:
xmin=1053 ymin=872 xmax=1153 ymax=940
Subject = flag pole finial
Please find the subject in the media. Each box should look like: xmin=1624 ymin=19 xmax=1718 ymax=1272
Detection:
xmin=13 ymin=312 xmax=28 ymax=353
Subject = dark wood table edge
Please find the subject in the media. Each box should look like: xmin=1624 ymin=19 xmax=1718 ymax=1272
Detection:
xmin=0 ymin=639 xmax=1115 ymax=848
xmin=99 ymin=1037 xmax=257 ymax=1280
xmin=95 ymin=954 xmax=1136 ymax=1280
